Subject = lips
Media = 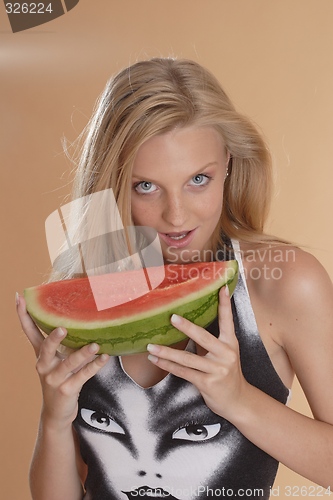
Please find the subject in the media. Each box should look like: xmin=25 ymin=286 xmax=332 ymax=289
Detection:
xmin=158 ymin=229 xmax=197 ymax=249
xmin=122 ymin=485 xmax=178 ymax=499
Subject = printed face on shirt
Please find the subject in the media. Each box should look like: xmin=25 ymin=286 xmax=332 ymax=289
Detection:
xmin=75 ymin=355 xmax=241 ymax=500
xmin=131 ymin=126 xmax=229 ymax=264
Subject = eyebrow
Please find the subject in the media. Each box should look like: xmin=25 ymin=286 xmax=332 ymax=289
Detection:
xmin=149 ymin=381 xmax=224 ymax=434
xmin=131 ymin=161 xmax=219 ymax=183
xmin=78 ymin=376 xmax=125 ymax=419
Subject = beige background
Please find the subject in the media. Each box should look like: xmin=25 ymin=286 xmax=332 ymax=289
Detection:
xmin=1 ymin=1 xmax=332 ymax=498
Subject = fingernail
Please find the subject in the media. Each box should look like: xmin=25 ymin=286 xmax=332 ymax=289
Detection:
xmin=88 ymin=343 xmax=99 ymax=354
xmin=55 ymin=327 xmax=66 ymax=338
xmin=225 ymin=285 xmax=230 ymax=297
xmin=148 ymin=354 xmax=159 ymax=364
xmin=99 ymin=353 xmax=109 ymax=362
xmin=171 ymin=314 xmax=182 ymax=325
xmin=15 ymin=292 xmax=20 ymax=306
xmin=147 ymin=343 xmax=160 ymax=354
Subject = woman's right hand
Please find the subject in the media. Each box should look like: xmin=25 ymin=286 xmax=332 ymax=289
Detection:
xmin=16 ymin=293 xmax=110 ymax=429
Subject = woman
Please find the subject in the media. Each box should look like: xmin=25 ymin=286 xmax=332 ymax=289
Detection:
xmin=17 ymin=58 xmax=333 ymax=499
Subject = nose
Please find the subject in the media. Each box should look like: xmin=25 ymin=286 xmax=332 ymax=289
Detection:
xmin=137 ymin=470 xmax=162 ymax=479
xmin=162 ymin=193 xmax=188 ymax=228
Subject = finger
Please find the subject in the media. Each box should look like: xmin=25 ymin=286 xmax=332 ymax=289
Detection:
xmin=218 ymin=286 xmax=238 ymax=347
xmin=57 ymin=343 xmax=101 ymax=378
xmin=43 ymin=353 xmax=110 ymax=400
xmin=147 ymin=351 xmax=211 ymax=388
xmin=147 ymin=343 xmax=213 ymax=373
xmin=37 ymin=327 xmax=68 ymax=371
xmin=170 ymin=314 xmax=223 ymax=355
xmin=16 ymin=294 xmax=46 ymax=356
xmin=69 ymin=353 xmax=110 ymax=387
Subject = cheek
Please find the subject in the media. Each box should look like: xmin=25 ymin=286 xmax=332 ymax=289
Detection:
xmin=131 ymin=200 xmax=155 ymax=225
xmin=200 ymin=190 xmax=223 ymax=220
xmin=82 ymin=431 xmax=136 ymax=474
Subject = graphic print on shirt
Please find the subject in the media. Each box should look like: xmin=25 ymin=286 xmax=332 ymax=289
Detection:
xmin=74 ymin=256 xmax=289 ymax=500
xmin=74 ymin=351 xmax=243 ymax=500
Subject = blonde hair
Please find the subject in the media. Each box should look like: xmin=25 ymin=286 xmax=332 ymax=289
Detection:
xmin=53 ymin=58 xmax=283 ymax=280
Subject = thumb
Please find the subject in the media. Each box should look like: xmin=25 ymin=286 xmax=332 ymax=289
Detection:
xmin=16 ymin=294 xmax=45 ymax=357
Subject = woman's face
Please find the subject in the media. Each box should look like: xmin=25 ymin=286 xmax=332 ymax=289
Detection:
xmin=131 ymin=126 xmax=229 ymax=263
xmin=76 ymin=358 xmax=241 ymax=500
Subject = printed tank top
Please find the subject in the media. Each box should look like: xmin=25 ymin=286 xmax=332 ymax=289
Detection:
xmin=73 ymin=241 xmax=289 ymax=500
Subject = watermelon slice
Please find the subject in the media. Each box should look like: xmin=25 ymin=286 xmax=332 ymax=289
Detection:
xmin=24 ymin=261 xmax=238 ymax=355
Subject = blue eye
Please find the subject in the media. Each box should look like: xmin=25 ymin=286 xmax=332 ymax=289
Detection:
xmin=172 ymin=423 xmax=221 ymax=441
xmin=190 ymin=174 xmax=211 ymax=186
xmin=134 ymin=181 xmax=157 ymax=194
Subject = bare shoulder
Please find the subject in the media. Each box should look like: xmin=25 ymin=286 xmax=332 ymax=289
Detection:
xmin=240 ymin=242 xmax=333 ymax=350
xmin=241 ymin=242 xmax=333 ymax=309
xmin=239 ymin=242 xmax=333 ymax=419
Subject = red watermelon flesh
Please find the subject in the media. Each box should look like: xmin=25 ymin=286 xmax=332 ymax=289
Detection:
xmin=24 ymin=261 xmax=238 ymax=355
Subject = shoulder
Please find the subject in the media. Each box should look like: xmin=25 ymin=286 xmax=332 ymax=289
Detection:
xmin=240 ymin=241 xmax=333 ymax=344
xmin=239 ymin=242 xmax=333 ymax=420
xmin=240 ymin=242 xmax=332 ymax=298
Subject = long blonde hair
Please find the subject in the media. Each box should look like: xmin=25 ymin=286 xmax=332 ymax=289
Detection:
xmin=52 ymin=58 xmax=282 ymax=280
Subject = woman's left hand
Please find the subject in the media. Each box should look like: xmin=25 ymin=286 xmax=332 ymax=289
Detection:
xmin=147 ymin=285 xmax=249 ymax=420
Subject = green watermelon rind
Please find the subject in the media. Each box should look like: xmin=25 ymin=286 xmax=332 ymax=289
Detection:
xmin=25 ymin=261 xmax=238 ymax=355
xmin=30 ymin=290 xmax=218 ymax=355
